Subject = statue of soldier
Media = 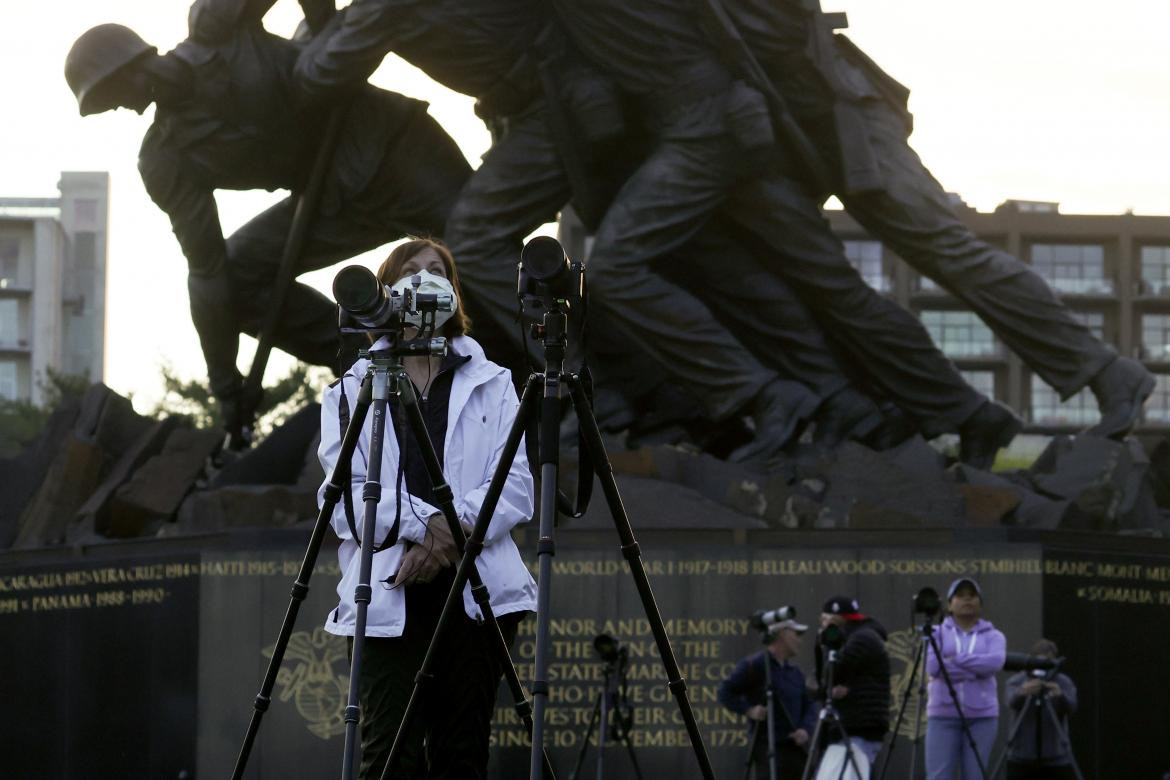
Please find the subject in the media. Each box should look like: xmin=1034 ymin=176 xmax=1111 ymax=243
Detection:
xmin=721 ymin=0 xmax=1154 ymax=438
xmin=293 ymin=0 xmax=1017 ymax=466
xmin=64 ymin=0 xmax=471 ymax=439
xmin=539 ymin=0 xmax=1019 ymax=463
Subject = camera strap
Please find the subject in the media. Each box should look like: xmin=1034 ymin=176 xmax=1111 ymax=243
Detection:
xmin=338 ymin=381 xmax=398 ymax=553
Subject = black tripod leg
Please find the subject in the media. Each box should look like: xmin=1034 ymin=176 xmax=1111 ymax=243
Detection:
xmin=342 ymin=372 xmax=393 ymax=780
xmin=744 ymin=720 xmax=760 ymax=780
xmin=567 ymin=376 xmax=716 ymax=780
xmin=619 ymin=728 xmax=644 ymax=780
xmin=988 ymin=698 xmax=1031 ymax=780
xmin=380 ymin=376 xmax=554 ymax=780
xmin=231 ymin=373 xmax=373 ymax=780
xmin=1041 ymin=699 xmax=1084 ymax=780
xmin=570 ymin=694 xmax=603 ymax=780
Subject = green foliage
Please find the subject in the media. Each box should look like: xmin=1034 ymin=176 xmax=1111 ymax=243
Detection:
xmin=148 ymin=361 xmax=326 ymax=440
xmin=0 ymin=368 xmax=91 ymax=458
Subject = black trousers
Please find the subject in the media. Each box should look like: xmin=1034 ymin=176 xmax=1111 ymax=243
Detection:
xmin=1006 ymin=761 xmax=1077 ymax=780
xmin=352 ymin=569 xmax=524 ymax=780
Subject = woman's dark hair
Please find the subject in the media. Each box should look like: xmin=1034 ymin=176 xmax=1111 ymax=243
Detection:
xmin=375 ymin=238 xmax=471 ymax=340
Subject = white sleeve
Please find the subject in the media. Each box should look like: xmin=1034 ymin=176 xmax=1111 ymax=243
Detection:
xmin=453 ymin=377 xmax=535 ymax=545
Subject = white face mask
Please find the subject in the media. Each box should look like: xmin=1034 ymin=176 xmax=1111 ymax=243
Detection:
xmin=390 ymin=269 xmax=458 ymax=331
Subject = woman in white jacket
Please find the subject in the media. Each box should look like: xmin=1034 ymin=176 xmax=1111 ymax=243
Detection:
xmin=317 ymin=238 xmax=536 ymax=779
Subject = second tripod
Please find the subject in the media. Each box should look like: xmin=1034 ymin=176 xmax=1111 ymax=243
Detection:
xmin=570 ymin=634 xmax=643 ymax=780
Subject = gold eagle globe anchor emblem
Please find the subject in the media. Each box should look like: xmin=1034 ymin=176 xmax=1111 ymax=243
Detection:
xmin=263 ymin=628 xmax=350 ymax=739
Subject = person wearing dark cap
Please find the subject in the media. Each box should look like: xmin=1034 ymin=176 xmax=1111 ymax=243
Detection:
xmin=925 ymin=578 xmax=1006 ymax=780
xmin=719 ymin=618 xmax=817 ymax=780
xmin=1004 ymin=639 xmax=1078 ymax=780
xmin=816 ymin=595 xmax=891 ymax=767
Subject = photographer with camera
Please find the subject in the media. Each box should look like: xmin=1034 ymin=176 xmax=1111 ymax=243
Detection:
xmin=925 ymin=578 xmax=1005 ymax=780
xmin=815 ymin=596 xmax=891 ymax=770
xmin=1003 ymin=639 xmax=1078 ymax=780
xmin=317 ymin=238 xmax=536 ymax=779
xmin=719 ymin=613 xmax=816 ymax=780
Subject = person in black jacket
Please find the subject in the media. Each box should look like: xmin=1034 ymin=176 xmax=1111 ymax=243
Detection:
xmin=817 ymin=595 xmax=891 ymax=768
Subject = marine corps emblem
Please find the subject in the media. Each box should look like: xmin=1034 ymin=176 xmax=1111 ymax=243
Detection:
xmin=263 ymin=628 xmax=349 ymax=739
xmin=885 ymin=627 xmax=925 ymax=738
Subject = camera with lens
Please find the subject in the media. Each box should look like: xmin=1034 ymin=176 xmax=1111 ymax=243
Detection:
xmin=912 ymin=586 xmax=942 ymax=618
xmin=333 ymin=265 xmax=454 ymax=351
xmin=819 ymin=622 xmax=846 ymax=652
xmin=749 ymin=605 xmax=798 ymax=633
xmin=517 ymin=236 xmax=584 ymax=321
xmin=1003 ymin=651 xmax=1064 ymax=677
xmin=592 ymin=633 xmax=629 ymax=668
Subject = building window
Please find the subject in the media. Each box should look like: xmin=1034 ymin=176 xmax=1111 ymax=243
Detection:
xmin=844 ymin=240 xmax=891 ymax=292
xmin=0 ymin=361 xmax=16 ymax=401
xmin=1070 ymin=310 xmax=1106 ymax=341
xmin=1146 ymin=374 xmax=1170 ymax=424
xmin=0 ymin=299 xmax=18 ymax=345
xmin=1030 ymin=375 xmax=1099 ymax=426
xmin=1140 ymin=246 xmax=1170 ymax=295
xmin=961 ymin=370 xmax=996 ymax=399
xmin=1029 ymin=244 xmax=1111 ymax=295
xmin=1142 ymin=314 xmax=1170 ymax=361
xmin=921 ymin=310 xmax=999 ymax=358
xmin=0 ymin=237 xmax=18 ymax=288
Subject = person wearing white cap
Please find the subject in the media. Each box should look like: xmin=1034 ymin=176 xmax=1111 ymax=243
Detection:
xmin=719 ymin=618 xmax=817 ymax=780
xmin=925 ymin=578 xmax=1006 ymax=780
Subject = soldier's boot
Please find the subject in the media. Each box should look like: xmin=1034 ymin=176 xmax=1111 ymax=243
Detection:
xmin=812 ymin=386 xmax=885 ymax=451
xmin=1087 ymin=357 xmax=1156 ymax=439
xmin=958 ymin=400 xmax=1023 ymax=471
xmin=728 ymin=379 xmax=819 ymax=463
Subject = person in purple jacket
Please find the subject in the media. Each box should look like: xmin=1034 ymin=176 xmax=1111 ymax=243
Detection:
xmin=925 ymin=577 xmax=1006 ymax=780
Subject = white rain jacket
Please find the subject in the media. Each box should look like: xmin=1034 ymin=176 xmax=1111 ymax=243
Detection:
xmin=317 ymin=335 xmax=536 ymax=637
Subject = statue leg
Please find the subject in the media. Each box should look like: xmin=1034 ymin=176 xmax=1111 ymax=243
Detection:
xmin=578 ymin=131 xmax=782 ymax=423
xmin=724 ymin=174 xmax=987 ymax=437
xmin=839 ymin=99 xmax=1116 ymax=398
xmin=443 ymin=104 xmax=572 ymax=372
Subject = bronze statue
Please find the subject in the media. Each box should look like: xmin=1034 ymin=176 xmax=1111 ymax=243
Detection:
xmin=64 ymin=2 xmax=471 ymax=437
xmin=722 ymin=0 xmax=1154 ymax=438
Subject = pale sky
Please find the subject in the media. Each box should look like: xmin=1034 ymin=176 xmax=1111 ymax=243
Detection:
xmin=1 ymin=1 xmax=1168 ymax=410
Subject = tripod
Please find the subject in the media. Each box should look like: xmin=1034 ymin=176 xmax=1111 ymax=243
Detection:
xmin=801 ymin=647 xmax=867 ymax=780
xmin=742 ymin=637 xmax=802 ymax=780
xmin=877 ymin=618 xmax=932 ymax=780
xmin=231 ymin=338 xmax=552 ymax=780
xmin=570 ymin=649 xmax=643 ymax=780
xmin=381 ymin=295 xmax=714 ymax=780
xmin=988 ymin=673 xmax=1083 ymax=780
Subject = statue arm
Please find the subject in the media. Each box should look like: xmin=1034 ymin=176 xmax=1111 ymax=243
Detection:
xmin=187 ymin=0 xmax=333 ymax=40
xmin=293 ymin=1 xmax=401 ymax=103
xmin=139 ymin=136 xmax=241 ymax=403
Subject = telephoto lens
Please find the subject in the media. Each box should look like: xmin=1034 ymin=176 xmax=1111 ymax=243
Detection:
xmin=333 ymin=265 xmax=399 ymax=328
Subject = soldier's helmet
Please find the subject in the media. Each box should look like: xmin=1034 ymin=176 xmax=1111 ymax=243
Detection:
xmin=65 ymin=23 xmax=157 ymax=116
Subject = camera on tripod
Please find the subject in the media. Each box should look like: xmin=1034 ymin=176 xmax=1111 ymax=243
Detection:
xmin=1003 ymin=651 xmax=1064 ymax=677
xmin=332 ymin=265 xmax=454 ymax=353
xmin=912 ymin=586 xmax=942 ymax=618
xmin=517 ymin=235 xmax=585 ymax=322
